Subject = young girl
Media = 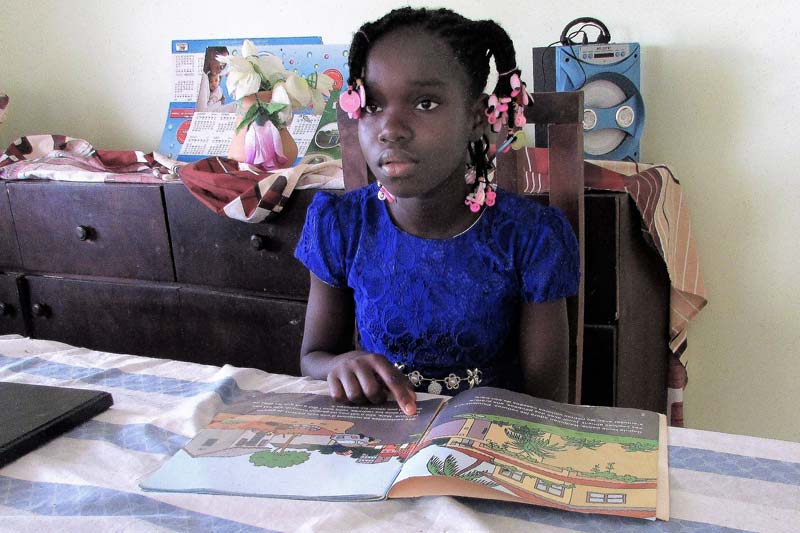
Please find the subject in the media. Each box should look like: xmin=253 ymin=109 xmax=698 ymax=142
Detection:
xmin=295 ymin=7 xmax=579 ymax=415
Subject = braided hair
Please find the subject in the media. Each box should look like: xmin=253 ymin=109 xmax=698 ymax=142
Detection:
xmin=346 ymin=7 xmax=526 ymax=187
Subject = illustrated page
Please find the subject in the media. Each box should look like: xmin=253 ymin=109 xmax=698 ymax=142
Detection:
xmin=141 ymin=391 xmax=445 ymax=500
xmin=390 ymin=387 xmax=665 ymax=519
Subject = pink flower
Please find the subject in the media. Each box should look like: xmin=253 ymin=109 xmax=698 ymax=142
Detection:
xmin=244 ymin=120 xmax=289 ymax=169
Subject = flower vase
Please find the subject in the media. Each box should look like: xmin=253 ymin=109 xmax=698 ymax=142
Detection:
xmin=227 ymin=90 xmax=298 ymax=169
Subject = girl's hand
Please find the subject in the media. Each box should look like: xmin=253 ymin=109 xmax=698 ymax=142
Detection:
xmin=327 ymin=351 xmax=417 ymax=416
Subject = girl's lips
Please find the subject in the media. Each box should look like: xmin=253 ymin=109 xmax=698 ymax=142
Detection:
xmin=378 ymin=151 xmax=417 ymax=178
xmin=380 ymin=160 xmax=416 ymax=177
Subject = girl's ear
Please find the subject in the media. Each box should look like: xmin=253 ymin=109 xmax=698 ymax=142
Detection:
xmin=469 ymin=94 xmax=489 ymax=140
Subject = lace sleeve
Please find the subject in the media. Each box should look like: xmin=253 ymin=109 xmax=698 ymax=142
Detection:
xmin=519 ymin=206 xmax=581 ymax=302
xmin=294 ymin=192 xmax=348 ymax=288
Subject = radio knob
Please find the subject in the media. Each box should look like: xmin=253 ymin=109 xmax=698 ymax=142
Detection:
xmin=583 ymin=109 xmax=598 ymax=131
xmin=616 ymin=106 xmax=635 ymax=129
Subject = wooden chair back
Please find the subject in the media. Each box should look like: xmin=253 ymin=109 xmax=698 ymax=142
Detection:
xmin=495 ymin=91 xmax=585 ymax=404
xmin=336 ymin=91 xmax=585 ymax=403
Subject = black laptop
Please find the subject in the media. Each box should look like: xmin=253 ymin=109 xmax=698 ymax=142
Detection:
xmin=0 ymin=382 xmax=113 ymax=468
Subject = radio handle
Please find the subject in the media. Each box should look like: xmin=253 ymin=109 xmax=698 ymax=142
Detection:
xmin=560 ymin=17 xmax=612 ymax=46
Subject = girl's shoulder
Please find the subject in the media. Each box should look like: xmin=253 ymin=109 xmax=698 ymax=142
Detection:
xmin=308 ymin=183 xmax=377 ymax=211
xmin=307 ymin=183 xmax=377 ymax=214
xmin=305 ymin=184 xmax=380 ymax=237
xmin=491 ymin=188 xmax=577 ymax=247
xmin=493 ymin=187 xmax=555 ymax=224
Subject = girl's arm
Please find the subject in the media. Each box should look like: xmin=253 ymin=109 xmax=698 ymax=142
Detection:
xmin=300 ymin=274 xmax=417 ymax=415
xmin=518 ymin=298 xmax=570 ymax=402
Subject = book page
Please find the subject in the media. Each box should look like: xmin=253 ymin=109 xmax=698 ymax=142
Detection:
xmin=389 ymin=387 xmax=666 ymax=520
xmin=140 ymin=391 xmax=445 ymax=500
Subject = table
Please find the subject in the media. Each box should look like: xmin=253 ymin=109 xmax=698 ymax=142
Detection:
xmin=1 ymin=334 xmax=798 ymax=532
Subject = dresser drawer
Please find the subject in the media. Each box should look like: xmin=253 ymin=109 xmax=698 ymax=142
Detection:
xmin=23 ymin=275 xmax=182 ymax=359
xmin=165 ymin=183 xmax=314 ymax=299
xmin=177 ymin=287 xmax=305 ymax=375
xmin=0 ymin=184 xmax=22 ymax=269
xmin=0 ymin=273 xmax=26 ymax=335
xmin=8 ymin=182 xmax=174 ymax=281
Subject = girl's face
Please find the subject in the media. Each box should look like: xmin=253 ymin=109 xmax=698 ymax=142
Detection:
xmin=358 ymin=27 xmax=483 ymax=200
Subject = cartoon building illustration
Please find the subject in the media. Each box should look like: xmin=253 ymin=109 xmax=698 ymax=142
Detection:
xmin=417 ymin=416 xmax=659 ymax=518
xmin=185 ymin=413 xmax=358 ymax=458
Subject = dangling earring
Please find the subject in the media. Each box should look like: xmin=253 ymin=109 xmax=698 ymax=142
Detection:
xmin=376 ymin=181 xmax=395 ymax=203
xmin=465 ymin=137 xmax=497 ymax=212
xmin=464 ymin=173 xmax=497 ymax=212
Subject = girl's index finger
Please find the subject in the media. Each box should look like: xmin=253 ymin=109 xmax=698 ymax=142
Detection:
xmin=375 ymin=363 xmax=417 ymax=416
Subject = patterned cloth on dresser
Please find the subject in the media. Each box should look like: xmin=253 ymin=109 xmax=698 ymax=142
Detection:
xmin=294 ymin=183 xmax=580 ymax=394
xmin=0 ymin=134 xmax=172 ymax=183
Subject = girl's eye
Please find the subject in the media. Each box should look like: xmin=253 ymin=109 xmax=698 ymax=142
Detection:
xmin=415 ymin=99 xmax=439 ymax=111
xmin=364 ymin=103 xmax=382 ymax=114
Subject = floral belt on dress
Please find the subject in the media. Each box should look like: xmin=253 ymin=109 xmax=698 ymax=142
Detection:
xmin=393 ymin=363 xmax=483 ymax=395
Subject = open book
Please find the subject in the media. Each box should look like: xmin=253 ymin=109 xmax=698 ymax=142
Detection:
xmin=141 ymin=387 xmax=669 ymax=520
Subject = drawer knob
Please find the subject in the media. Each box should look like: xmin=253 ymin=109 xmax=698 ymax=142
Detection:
xmin=250 ymin=234 xmax=268 ymax=251
xmin=0 ymin=302 xmax=10 ymax=316
xmin=32 ymin=303 xmax=51 ymax=318
xmin=75 ymin=225 xmax=94 ymax=241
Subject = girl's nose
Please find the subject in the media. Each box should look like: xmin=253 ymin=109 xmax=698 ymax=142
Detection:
xmin=378 ymin=109 xmax=411 ymax=144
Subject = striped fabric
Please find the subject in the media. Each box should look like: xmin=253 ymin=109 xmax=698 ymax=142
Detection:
xmin=178 ymin=156 xmax=343 ymax=223
xmin=0 ymin=134 xmax=174 ymax=183
xmin=0 ymin=133 xmax=343 ymax=222
xmin=3 ymin=335 xmax=796 ymax=532
xmin=515 ymin=148 xmax=708 ymax=427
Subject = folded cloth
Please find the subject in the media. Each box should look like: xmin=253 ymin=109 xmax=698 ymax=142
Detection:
xmin=0 ymin=133 xmax=344 ymax=223
xmin=0 ymin=134 xmax=174 ymax=183
xmin=516 ymin=148 xmax=708 ymax=426
xmin=177 ymin=156 xmax=343 ymax=223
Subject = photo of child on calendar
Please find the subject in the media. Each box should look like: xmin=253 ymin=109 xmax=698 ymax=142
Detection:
xmin=195 ymin=46 xmax=236 ymax=113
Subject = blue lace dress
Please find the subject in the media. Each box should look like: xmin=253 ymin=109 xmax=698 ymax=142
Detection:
xmin=294 ymin=183 xmax=580 ymax=394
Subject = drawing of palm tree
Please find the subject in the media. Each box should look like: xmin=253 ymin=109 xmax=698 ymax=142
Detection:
xmin=621 ymin=441 xmax=659 ymax=452
xmin=503 ymin=425 xmax=565 ymax=462
xmin=562 ymin=436 xmax=606 ymax=450
xmin=426 ymin=455 xmax=497 ymax=487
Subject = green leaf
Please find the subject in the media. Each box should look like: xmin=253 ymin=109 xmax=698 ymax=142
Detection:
xmin=426 ymin=456 xmax=444 ymax=476
xmin=443 ymin=455 xmax=459 ymax=477
xmin=235 ymin=103 xmax=262 ymax=133
xmin=264 ymin=102 xmax=288 ymax=114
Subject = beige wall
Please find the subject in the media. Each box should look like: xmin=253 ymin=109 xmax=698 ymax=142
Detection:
xmin=1 ymin=0 xmax=797 ymax=441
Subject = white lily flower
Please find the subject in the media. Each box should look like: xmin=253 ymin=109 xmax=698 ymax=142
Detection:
xmin=255 ymin=54 xmax=285 ymax=78
xmin=314 ymin=73 xmax=335 ymax=97
xmin=310 ymin=90 xmax=326 ymax=115
xmin=284 ymin=73 xmax=312 ymax=109
xmin=225 ymin=56 xmax=260 ymax=99
xmin=241 ymin=39 xmax=259 ymax=59
xmin=308 ymin=73 xmax=335 ymax=114
xmin=271 ymin=83 xmax=294 ymax=125
xmin=215 ymin=54 xmax=231 ymax=65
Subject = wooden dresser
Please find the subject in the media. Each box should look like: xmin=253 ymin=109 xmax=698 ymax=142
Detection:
xmin=0 ymin=180 xmax=669 ymax=412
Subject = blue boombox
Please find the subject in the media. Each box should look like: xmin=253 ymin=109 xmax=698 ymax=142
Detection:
xmin=533 ymin=18 xmax=645 ymax=161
